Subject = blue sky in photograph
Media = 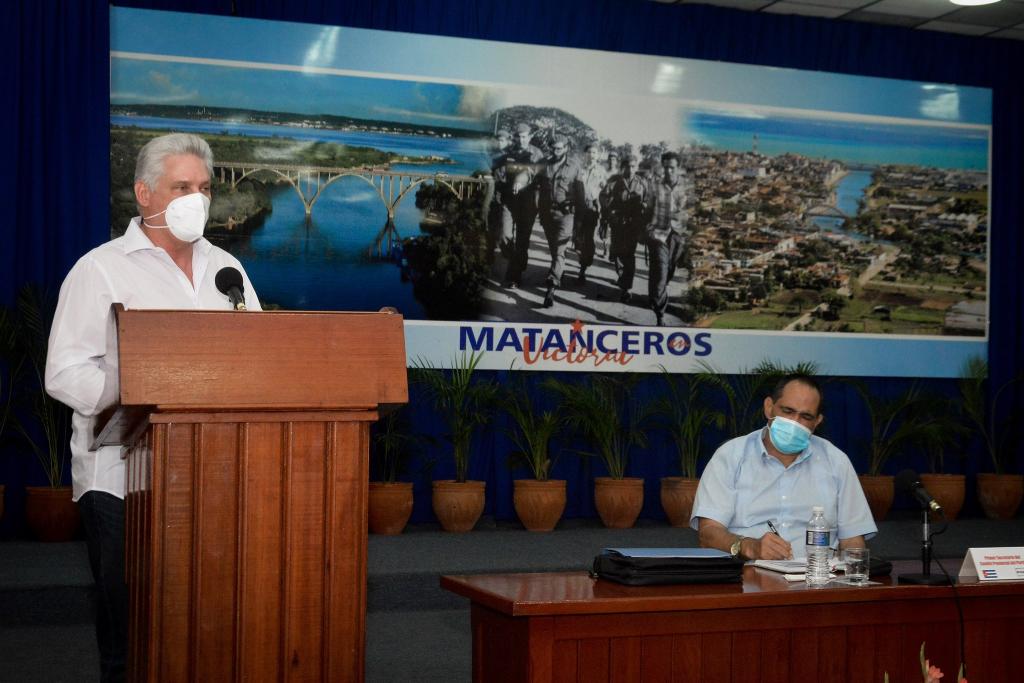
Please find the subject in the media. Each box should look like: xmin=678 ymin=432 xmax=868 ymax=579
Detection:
xmin=111 ymin=7 xmax=992 ymax=127
xmin=111 ymin=58 xmax=487 ymax=129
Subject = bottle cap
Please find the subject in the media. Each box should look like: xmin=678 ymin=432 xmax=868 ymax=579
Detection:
xmin=812 ymin=505 xmax=824 ymax=513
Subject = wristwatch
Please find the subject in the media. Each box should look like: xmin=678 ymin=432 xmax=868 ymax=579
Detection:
xmin=729 ymin=537 xmax=744 ymax=559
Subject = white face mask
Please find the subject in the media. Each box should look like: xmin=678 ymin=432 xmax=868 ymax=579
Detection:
xmin=143 ymin=192 xmax=210 ymax=243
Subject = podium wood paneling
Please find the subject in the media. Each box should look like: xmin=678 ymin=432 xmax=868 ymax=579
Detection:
xmin=114 ymin=307 xmax=406 ymax=682
xmin=442 ymin=567 xmax=1024 ymax=683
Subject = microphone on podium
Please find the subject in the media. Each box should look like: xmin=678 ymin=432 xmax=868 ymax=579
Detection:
xmin=215 ymin=267 xmax=247 ymax=311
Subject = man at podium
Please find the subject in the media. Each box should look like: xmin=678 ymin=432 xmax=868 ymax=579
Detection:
xmin=45 ymin=133 xmax=261 ymax=682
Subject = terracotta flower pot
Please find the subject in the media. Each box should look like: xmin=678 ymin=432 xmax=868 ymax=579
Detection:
xmin=594 ymin=477 xmax=644 ymax=529
xmin=368 ymin=481 xmax=414 ymax=535
xmin=513 ymin=479 xmax=566 ymax=532
xmin=976 ymin=473 xmax=1024 ymax=520
xmin=918 ymin=473 xmax=965 ymax=521
xmin=660 ymin=477 xmax=699 ymax=528
xmin=24 ymin=485 xmax=80 ymax=542
xmin=858 ymin=475 xmax=894 ymax=523
xmin=432 ymin=480 xmax=486 ymax=533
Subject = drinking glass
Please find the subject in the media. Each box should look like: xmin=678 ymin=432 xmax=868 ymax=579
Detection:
xmin=843 ymin=547 xmax=869 ymax=585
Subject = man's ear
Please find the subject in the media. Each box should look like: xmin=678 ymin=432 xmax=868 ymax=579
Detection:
xmin=813 ymin=414 xmax=824 ymax=431
xmin=763 ymin=396 xmax=773 ymax=421
xmin=134 ymin=181 xmax=151 ymax=210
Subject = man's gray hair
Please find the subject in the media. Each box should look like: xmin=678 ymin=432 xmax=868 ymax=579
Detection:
xmin=134 ymin=133 xmax=214 ymax=188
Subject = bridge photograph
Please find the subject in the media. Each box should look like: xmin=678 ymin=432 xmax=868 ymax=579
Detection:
xmin=214 ymin=161 xmax=487 ymax=257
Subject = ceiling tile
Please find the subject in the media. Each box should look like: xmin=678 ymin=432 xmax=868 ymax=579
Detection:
xmin=678 ymin=0 xmax=775 ymax=10
xmin=778 ymin=0 xmax=871 ymax=8
xmin=941 ymin=3 xmax=1024 ymax=26
xmin=916 ymin=20 xmax=999 ymax=35
xmin=645 ymin=0 xmax=1024 ymax=39
xmin=865 ymin=0 xmax=958 ymax=20
xmin=761 ymin=2 xmax=850 ymax=18
xmin=987 ymin=27 xmax=1024 ymax=39
xmin=843 ymin=10 xmax=927 ymax=27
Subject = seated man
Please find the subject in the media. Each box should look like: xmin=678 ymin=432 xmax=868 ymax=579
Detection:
xmin=690 ymin=374 xmax=877 ymax=561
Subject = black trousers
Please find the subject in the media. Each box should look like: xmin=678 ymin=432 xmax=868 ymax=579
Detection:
xmin=648 ymin=231 xmax=686 ymax=316
xmin=540 ymin=209 xmax=575 ymax=287
xmin=573 ymin=207 xmax=600 ymax=270
xmin=504 ymin=193 xmax=538 ymax=284
xmin=79 ymin=491 xmax=128 ymax=683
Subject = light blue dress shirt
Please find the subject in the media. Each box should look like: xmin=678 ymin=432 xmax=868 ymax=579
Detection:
xmin=690 ymin=428 xmax=877 ymax=558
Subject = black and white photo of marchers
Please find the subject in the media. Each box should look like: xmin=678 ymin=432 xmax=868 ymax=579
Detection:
xmin=426 ymin=104 xmax=700 ymax=327
xmin=411 ymin=100 xmax=986 ymax=335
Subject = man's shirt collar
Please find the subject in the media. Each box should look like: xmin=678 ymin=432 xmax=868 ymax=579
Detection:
xmin=123 ymin=217 xmax=212 ymax=257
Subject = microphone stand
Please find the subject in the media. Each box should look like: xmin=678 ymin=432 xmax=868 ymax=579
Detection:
xmin=898 ymin=508 xmax=950 ymax=585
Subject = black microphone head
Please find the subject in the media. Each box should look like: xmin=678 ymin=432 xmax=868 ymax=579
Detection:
xmin=895 ymin=469 xmax=921 ymax=493
xmin=215 ymin=266 xmax=244 ymax=296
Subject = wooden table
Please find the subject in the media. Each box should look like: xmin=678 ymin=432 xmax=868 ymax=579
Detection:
xmin=441 ymin=563 xmax=1023 ymax=682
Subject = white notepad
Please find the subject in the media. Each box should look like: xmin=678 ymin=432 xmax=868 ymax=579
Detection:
xmin=751 ymin=559 xmax=807 ymax=574
xmin=752 ymin=558 xmax=842 ymax=576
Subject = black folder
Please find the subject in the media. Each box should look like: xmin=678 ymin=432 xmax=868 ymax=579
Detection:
xmin=591 ymin=547 xmax=745 ymax=586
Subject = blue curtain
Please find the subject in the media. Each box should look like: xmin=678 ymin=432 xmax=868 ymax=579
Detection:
xmin=2 ymin=0 xmax=1022 ymax=528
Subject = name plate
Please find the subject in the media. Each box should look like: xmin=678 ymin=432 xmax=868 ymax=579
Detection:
xmin=958 ymin=547 xmax=1024 ymax=582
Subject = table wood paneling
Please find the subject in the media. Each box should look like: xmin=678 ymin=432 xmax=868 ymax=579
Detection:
xmin=442 ymin=568 xmax=1024 ymax=683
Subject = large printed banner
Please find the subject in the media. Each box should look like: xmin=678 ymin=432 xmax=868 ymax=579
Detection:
xmin=110 ymin=8 xmax=991 ymax=376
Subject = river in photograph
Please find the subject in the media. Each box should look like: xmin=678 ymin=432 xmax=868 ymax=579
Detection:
xmin=112 ymin=115 xmax=491 ymax=314
xmin=810 ymin=169 xmax=874 ymax=237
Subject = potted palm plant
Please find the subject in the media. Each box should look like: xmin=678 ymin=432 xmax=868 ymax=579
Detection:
xmin=543 ymin=374 xmax=651 ymax=529
xmin=13 ymin=285 xmax=77 ymax=541
xmin=368 ymin=407 xmax=421 ymax=535
xmin=959 ymin=356 xmax=1024 ymax=519
xmin=649 ymin=369 xmax=725 ymax=527
xmin=413 ymin=351 xmax=499 ymax=532
xmin=503 ymin=376 xmax=565 ymax=531
xmin=916 ymin=389 xmax=969 ymax=521
xmin=854 ymin=380 xmax=949 ymax=522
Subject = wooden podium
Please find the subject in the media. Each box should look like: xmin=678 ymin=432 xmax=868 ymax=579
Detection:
xmin=102 ymin=306 xmax=407 ymax=682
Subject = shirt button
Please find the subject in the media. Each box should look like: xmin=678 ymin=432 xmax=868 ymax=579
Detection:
xmin=781 ymin=495 xmax=787 ymax=501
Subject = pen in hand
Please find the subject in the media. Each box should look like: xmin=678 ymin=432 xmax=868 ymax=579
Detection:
xmin=765 ymin=520 xmax=793 ymax=560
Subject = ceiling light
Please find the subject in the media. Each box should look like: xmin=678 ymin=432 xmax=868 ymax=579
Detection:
xmin=949 ymin=0 xmax=1000 ymax=6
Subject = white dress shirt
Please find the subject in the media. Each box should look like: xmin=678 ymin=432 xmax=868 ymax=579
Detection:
xmin=45 ymin=218 xmax=261 ymax=501
xmin=689 ymin=428 xmax=877 ymax=558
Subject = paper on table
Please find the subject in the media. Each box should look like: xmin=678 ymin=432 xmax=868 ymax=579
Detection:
xmin=751 ymin=559 xmax=806 ymax=573
xmin=753 ymin=558 xmax=843 ymax=573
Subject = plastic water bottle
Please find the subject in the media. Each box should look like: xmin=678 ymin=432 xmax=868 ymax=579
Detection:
xmin=805 ymin=505 xmax=831 ymax=588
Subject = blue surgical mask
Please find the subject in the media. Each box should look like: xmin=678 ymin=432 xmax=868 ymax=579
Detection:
xmin=768 ymin=416 xmax=812 ymax=455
